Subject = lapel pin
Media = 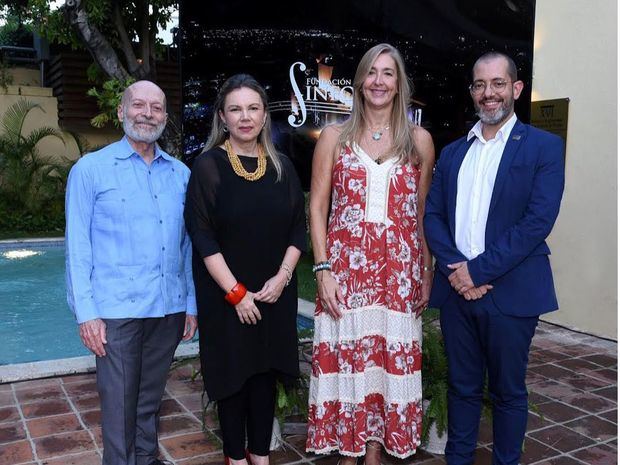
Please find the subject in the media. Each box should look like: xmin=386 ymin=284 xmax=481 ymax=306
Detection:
xmin=512 ymin=135 xmax=522 ymax=140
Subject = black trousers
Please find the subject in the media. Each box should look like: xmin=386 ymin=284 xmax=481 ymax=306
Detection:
xmin=96 ymin=314 xmax=185 ymax=465
xmin=217 ymin=372 xmax=277 ymax=460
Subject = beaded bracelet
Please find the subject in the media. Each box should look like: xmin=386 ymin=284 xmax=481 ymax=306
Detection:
xmin=279 ymin=263 xmax=293 ymax=286
xmin=224 ymin=282 xmax=247 ymax=305
xmin=312 ymin=261 xmax=331 ymax=273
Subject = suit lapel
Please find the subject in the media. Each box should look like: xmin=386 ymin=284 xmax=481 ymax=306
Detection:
xmin=448 ymin=137 xmax=475 ymax=234
xmin=488 ymin=121 xmax=527 ymax=215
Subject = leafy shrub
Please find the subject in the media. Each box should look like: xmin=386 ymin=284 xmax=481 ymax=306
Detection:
xmin=0 ymin=99 xmax=73 ymax=233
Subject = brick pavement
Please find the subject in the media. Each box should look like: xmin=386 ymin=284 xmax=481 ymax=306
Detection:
xmin=0 ymin=321 xmax=616 ymax=465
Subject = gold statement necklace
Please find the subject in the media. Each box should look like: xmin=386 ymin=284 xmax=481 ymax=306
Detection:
xmin=224 ymin=139 xmax=267 ymax=181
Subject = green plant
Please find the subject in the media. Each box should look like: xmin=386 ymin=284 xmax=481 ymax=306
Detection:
xmin=0 ymin=12 xmax=33 ymax=47
xmin=87 ymin=77 xmax=135 ymax=128
xmin=0 ymin=99 xmax=72 ymax=233
xmin=275 ymin=375 xmax=310 ymax=425
xmin=421 ymin=309 xmax=449 ymax=444
xmin=296 ymin=254 xmax=317 ymax=301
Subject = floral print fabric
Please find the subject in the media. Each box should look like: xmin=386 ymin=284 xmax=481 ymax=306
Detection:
xmin=307 ymin=143 xmax=424 ymax=458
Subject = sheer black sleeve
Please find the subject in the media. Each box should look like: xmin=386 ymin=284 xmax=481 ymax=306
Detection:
xmin=184 ymin=150 xmax=222 ymax=258
xmin=282 ymin=156 xmax=308 ymax=253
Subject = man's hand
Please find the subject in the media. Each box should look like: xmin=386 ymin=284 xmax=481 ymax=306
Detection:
xmin=182 ymin=314 xmax=198 ymax=341
xmin=463 ymin=284 xmax=494 ymax=301
xmin=448 ymin=261 xmax=475 ymax=294
xmin=79 ymin=318 xmax=107 ymax=357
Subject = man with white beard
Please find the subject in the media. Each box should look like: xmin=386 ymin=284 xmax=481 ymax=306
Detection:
xmin=65 ymin=80 xmax=198 ymax=465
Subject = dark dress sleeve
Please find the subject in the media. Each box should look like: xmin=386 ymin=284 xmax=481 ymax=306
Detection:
xmin=184 ymin=151 xmax=222 ymax=258
xmin=282 ymin=156 xmax=308 ymax=253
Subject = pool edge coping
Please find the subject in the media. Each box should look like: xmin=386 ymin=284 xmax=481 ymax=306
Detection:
xmin=0 ymin=237 xmax=65 ymax=249
xmin=1 ymin=299 xmax=316 ymax=383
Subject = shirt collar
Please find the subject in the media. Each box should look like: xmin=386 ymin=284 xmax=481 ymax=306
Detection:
xmin=467 ymin=112 xmax=518 ymax=143
xmin=114 ymin=136 xmax=175 ymax=162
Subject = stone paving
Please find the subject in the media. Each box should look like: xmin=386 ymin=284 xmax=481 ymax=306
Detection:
xmin=0 ymin=321 xmax=616 ymax=465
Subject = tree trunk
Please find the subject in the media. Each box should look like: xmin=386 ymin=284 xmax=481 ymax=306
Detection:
xmin=64 ymin=0 xmax=131 ymax=81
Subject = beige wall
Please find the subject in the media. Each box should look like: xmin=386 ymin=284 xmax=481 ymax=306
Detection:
xmin=8 ymin=68 xmax=40 ymax=87
xmin=533 ymin=0 xmax=617 ymax=339
xmin=0 ymin=83 xmax=120 ymax=161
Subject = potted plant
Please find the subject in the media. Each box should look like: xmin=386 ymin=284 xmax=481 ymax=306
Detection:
xmin=420 ymin=309 xmax=449 ymax=453
xmin=274 ymin=328 xmax=313 ymax=437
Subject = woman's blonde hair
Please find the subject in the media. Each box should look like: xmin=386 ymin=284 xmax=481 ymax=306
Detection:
xmin=203 ymin=73 xmax=282 ymax=180
xmin=338 ymin=43 xmax=417 ymax=164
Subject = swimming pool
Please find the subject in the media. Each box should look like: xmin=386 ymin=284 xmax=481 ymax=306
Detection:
xmin=0 ymin=240 xmax=314 ymax=365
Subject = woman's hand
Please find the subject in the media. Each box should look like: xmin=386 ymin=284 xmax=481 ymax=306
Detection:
xmin=254 ymin=270 xmax=288 ymax=304
xmin=234 ymin=292 xmax=261 ymax=325
xmin=414 ymin=270 xmax=433 ymax=316
xmin=317 ymin=270 xmax=345 ymax=319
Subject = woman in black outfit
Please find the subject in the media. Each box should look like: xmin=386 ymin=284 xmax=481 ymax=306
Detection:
xmin=184 ymin=74 xmax=306 ymax=465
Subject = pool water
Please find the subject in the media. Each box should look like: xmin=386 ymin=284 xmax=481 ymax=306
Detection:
xmin=0 ymin=244 xmax=87 ymax=365
xmin=0 ymin=243 xmax=313 ymax=365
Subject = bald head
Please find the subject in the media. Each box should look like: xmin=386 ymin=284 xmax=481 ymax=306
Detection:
xmin=121 ymin=80 xmax=167 ymax=111
xmin=118 ymin=80 xmax=168 ymax=145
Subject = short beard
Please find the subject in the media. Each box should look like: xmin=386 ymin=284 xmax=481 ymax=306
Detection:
xmin=123 ymin=118 xmax=165 ymax=144
xmin=475 ymin=93 xmax=515 ymax=126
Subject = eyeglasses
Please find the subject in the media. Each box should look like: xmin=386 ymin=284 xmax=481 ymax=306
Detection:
xmin=469 ymin=79 xmax=512 ymax=95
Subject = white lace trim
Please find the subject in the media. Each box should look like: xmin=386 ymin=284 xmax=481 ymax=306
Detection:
xmin=306 ymin=438 xmax=421 ymax=459
xmin=313 ymin=305 xmax=422 ymax=345
xmin=309 ymin=365 xmax=422 ymax=404
xmin=350 ymin=142 xmax=396 ymax=225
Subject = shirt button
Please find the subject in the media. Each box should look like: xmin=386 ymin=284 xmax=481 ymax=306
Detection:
xmin=172 ymin=167 xmax=175 ymax=172
xmin=161 ymin=274 xmax=164 ymax=277
xmin=159 ymin=220 xmax=163 ymax=224
xmin=121 ymin=198 xmax=125 ymax=202
xmin=148 ymin=170 xmax=151 ymax=174
xmin=114 ymin=162 xmax=118 ymax=166
xmin=154 ymin=195 xmax=158 ymax=199
xmin=131 ymin=299 xmax=135 ymax=303
xmin=162 ymin=246 xmax=165 ymax=251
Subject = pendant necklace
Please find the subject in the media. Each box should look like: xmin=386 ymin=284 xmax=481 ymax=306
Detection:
xmin=369 ymin=124 xmax=390 ymax=141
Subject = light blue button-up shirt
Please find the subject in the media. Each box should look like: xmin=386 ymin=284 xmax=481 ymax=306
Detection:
xmin=65 ymin=137 xmax=197 ymax=324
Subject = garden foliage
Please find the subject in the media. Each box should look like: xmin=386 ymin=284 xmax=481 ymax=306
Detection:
xmin=0 ymin=99 xmax=72 ymax=232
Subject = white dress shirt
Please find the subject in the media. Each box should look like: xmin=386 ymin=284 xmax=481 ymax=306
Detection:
xmin=455 ymin=113 xmax=518 ymax=260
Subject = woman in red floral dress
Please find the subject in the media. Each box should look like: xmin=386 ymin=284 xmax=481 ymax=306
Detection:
xmin=306 ymin=44 xmax=435 ymax=463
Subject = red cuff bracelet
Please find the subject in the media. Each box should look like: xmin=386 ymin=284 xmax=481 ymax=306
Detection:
xmin=224 ymin=282 xmax=247 ymax=306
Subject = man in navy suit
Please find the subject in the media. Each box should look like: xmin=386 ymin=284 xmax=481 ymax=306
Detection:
xmin=424 ymin=52 xmax=565 ymax=465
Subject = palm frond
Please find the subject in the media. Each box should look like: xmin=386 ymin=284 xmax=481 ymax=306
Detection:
xmin=0 ymin=100 xmax=42 ymax=141
xmin=21 ymin=127 xmax=65 ymax=153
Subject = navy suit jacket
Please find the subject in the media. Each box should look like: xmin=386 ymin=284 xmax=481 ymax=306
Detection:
xmin=424 ymin=120 xmax=565 ymax=317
